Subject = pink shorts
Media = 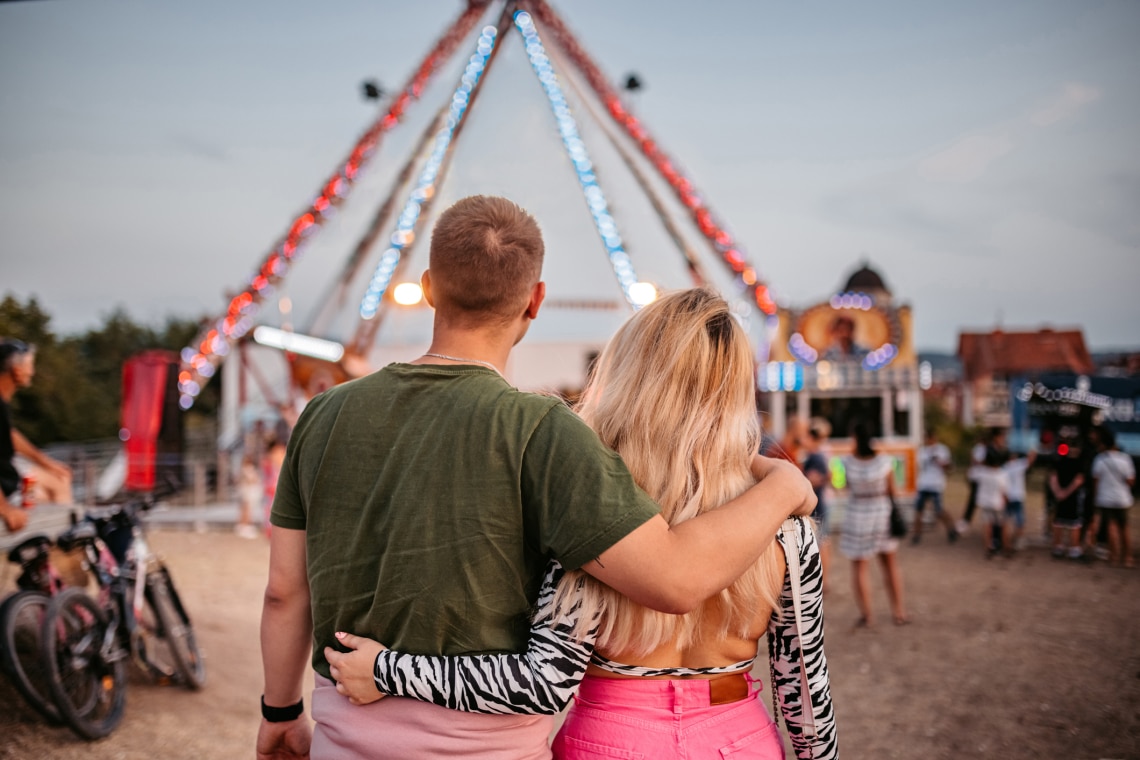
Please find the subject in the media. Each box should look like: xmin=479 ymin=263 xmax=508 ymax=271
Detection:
xmin=552 ymin=674 xmax=785 ymax=760
xmin=311 ymin=673 xmax=553 ymax=760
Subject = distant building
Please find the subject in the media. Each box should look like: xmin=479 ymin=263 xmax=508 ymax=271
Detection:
xmin=917 ymin=352 xmax=963 ymax=421
xmin=765 ymin=262 xmax=923 ymax=492
xmin=955 ymin=328 xmax=1140 ymax=456
xmin=957 ymin=328 xmax=1094 ymax=428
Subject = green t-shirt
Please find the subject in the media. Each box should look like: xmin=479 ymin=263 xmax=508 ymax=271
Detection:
xmin=270 ymin=363 xmax=659 ymax=679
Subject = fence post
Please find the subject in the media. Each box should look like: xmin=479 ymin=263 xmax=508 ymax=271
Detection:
xmin=83 ymin=457 xmax=97 ymax=506
xmin=216 ymin=450 xmax=229 ymax=502
xmin=193 ymin=461 xmax=207 ymax=506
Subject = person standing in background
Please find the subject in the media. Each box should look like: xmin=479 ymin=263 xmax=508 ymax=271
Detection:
xmin=801 ymin=417 xmax=833 ymax=593
xmin=0 ymin=339 xmax=73 ymax=532
xmin=1086 ymin=428 xmax=1135 ymax=567
xmin=840 ymin=420 xmax=908 ymax=628
xmin=776 ymin=416 xmax=809 ymax=466
xmin=975 ymin=448 xmax=1011 ymax=559
xmin=1049 ymin=438 xmax=1087 ymax=560
xmin=913 ymin=429 xmax=957 ymax=544
xmin=260 ymin=435 xmax=286 ymax=539
xmin=956 ymin=432 xmax=989 ymax=536
xmin=1002 ymin=447 xmax=1037 ymax=552
xmin=236 ymin=454 xmax=262 ymax=540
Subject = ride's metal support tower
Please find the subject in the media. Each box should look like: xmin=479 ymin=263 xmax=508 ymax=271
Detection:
xmin=543 ymin=38 xmax=709 ymax=288
xmin=305 ymin=105 xmax=449 ymax=338
xmin=513 ymin=10 xmax=643 ymax=310
xmin=176 ymin=2 xmax=488 ymax=409
xmin=524 ymin=0 xmax=777 ymax=317
xmin=349 ymin=2 xmax=518 ymax=358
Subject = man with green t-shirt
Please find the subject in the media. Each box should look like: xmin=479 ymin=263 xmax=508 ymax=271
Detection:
xmin=258 ymin=196 xmax=816 ymax=760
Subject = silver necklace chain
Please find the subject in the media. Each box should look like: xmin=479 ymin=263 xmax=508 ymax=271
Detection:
xmin=422 ymin=352 xmax=503 ymax=377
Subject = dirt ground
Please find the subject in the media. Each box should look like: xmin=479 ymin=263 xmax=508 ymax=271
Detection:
xmin=2 ymin=477 xmax=1138 ymax=760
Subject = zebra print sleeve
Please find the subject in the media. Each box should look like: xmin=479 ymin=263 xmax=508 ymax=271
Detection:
xmin=768 ymin=517 xmax=839 ymax=760
xmin=371 ymin=560 xmax=598 ymax=715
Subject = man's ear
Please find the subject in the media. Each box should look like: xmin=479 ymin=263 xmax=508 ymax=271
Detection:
xmin=421 ymin=270 xmax=434 ymax=307
xmin=524 ymin=281 xmax=545 ymax=320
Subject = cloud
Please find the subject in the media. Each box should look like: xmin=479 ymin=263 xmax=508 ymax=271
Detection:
xmin=169 ymin=133 xmax=230 ymax=163
xmin=1030 ymin=83 xmax=1102 ymax=127
xmin=917 ymin=82 xmax=1101 ymax=184
xmin=918 ymin=133 xmax=1014 ymax=183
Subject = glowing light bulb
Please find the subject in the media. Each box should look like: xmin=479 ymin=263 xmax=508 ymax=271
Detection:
xmin=393 ymin=282 xmax=424 ymax=306
xmin=628 ymin=282 xmax=658 ymax=306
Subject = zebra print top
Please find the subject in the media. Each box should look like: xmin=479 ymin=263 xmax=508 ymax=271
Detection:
xmin=590 ymin=651 xmax=756 ymax=677
xmin=372 ymin=516 xmax=837 ymax=760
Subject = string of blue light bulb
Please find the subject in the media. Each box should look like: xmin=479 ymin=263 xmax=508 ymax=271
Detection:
xmin=357 ymin=25 xmax=500 ymax=320
xmin=513 ymin=10 xmax=642 ymax=310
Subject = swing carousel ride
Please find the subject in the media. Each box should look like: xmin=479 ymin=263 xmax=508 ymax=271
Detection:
xmin=173 ymin=0 xmax=919 ymax=474
xmin=174 ymin=0 xmax=778 ymax=415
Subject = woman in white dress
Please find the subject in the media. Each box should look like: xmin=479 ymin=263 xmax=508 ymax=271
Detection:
xmin=840 ymin=420 xmax=908 ymax=627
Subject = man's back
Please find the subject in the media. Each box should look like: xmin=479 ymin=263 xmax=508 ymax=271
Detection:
xmin=272 ymin=362 xmax=659 ymax=679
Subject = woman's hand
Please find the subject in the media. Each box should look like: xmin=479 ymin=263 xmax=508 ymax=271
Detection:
xmin=324 ymin=632 xmax=389 ymax=706
xmin=750 ymin=455 xmax=817 ymax=516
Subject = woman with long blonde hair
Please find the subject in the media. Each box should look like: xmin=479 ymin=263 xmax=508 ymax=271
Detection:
xmin=330 ymin=288 xmax=836 ymax=759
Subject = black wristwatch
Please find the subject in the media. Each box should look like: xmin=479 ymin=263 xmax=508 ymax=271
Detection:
xmin=261 ymin=695 xmax=304 ymax=722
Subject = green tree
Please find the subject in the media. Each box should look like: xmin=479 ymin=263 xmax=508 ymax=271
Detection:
xmin=1 ymin=296 xmax=217 ymax=444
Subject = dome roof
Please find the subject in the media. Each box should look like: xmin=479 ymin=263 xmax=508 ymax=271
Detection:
xmin=842 ymin=263 xmax=890 ymax=295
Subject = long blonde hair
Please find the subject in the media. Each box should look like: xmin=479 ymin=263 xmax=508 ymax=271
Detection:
xmin=555 ymin=287 xmax=783 ymax=655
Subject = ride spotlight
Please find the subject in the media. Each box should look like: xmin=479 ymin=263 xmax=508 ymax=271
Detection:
xmin=393 ymin=282 xmax=424 ymax=306
xmin=628 ymin=281 xmax=658 ymax=306
xmin=252 ymin=326 xmax=345 ymax=362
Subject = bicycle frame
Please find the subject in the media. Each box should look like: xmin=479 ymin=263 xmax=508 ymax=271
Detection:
xmin=72 ymin=509 xmax=164 ymax=675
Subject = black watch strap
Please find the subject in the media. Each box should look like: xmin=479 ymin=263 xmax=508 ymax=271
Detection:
xmin=261 ymin=695 xmax=304 ymax=723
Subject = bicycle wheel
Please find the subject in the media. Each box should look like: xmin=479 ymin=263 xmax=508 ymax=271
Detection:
xmin=40 ymin=587 xmax=127 ymax=740
xmin=145 ymin=566 xmax=206 ymax=689
xmin=0 ymin=590 xmax=60 ymax=723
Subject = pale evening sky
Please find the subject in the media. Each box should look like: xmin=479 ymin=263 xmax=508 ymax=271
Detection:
xmin=1 ymin=0 xmax=1138 ymax=352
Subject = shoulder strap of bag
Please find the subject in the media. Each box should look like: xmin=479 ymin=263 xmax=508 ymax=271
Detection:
xmin=780 ymin=518 xmax=817 ymax=740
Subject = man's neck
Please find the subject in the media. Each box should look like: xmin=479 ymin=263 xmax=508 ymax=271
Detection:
xmin=0 ymin=376 xmax=14 ymax=403
xmin=419 ymin=320 xmax=518 ymax=374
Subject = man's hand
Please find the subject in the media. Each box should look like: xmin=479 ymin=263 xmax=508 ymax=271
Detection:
xmin=325 ymin=632 xmax=388 ymax=706
xmin=750 ymin=455 xmax=817 ymax=516
xmin=256 ymin=717 xmax=311 ymax=760
xmin=1 ymin=504 xmax=28 ymax=533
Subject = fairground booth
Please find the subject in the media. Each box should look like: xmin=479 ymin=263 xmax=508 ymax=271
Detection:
xmin=761 ymin=264 xmax=922 ymax=496
xmin=1012 ymin=374 xmax=1140 ymax=459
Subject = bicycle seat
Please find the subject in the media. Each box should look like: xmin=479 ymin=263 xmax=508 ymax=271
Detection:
xmin=7 ymin=534 xmax=52 ymax=566
xmin=56 ymin=522 xmax=99 ymax=552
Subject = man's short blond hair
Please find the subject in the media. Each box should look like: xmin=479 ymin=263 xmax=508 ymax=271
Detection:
xmin=429 ymin=196 xmax=544 ymax=325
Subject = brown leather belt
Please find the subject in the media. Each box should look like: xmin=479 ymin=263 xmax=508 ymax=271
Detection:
xmin=707 ymin=672 xmax=751 ymax=705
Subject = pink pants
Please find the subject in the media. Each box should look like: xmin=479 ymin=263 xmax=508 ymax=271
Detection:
xmin=311 ymin=674 xmax=553 ymax=760
xmin=552 ymin=674 xmax=785 ymax=760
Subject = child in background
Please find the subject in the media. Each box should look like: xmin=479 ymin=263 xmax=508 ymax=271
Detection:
xmin=975 ymin=448 xmax=1011 ymax=558
xmin=236 ymin=455 xmax=261 ymax=539
xmin=1002 ymin=448 xmax=1037 ymax=552
xmin=913 ymin=429 xmax=957 ymax=544
xmin=802 ymin=417 xmax=833 ymax=593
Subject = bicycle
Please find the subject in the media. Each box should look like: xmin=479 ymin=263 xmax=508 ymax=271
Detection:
xmin=38 ymin=493 xmax=207 ymax=739
xmin=0 ymin=533 xmax=65 ymax=723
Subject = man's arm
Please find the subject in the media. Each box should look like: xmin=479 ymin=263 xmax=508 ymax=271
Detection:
xmin=11 ymin=429 xmax=71 ymax=479
xmin=584 ymin=457 xmax=814 ymax=615
xmin=258 ymin=526 xmax=313 ymax=760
